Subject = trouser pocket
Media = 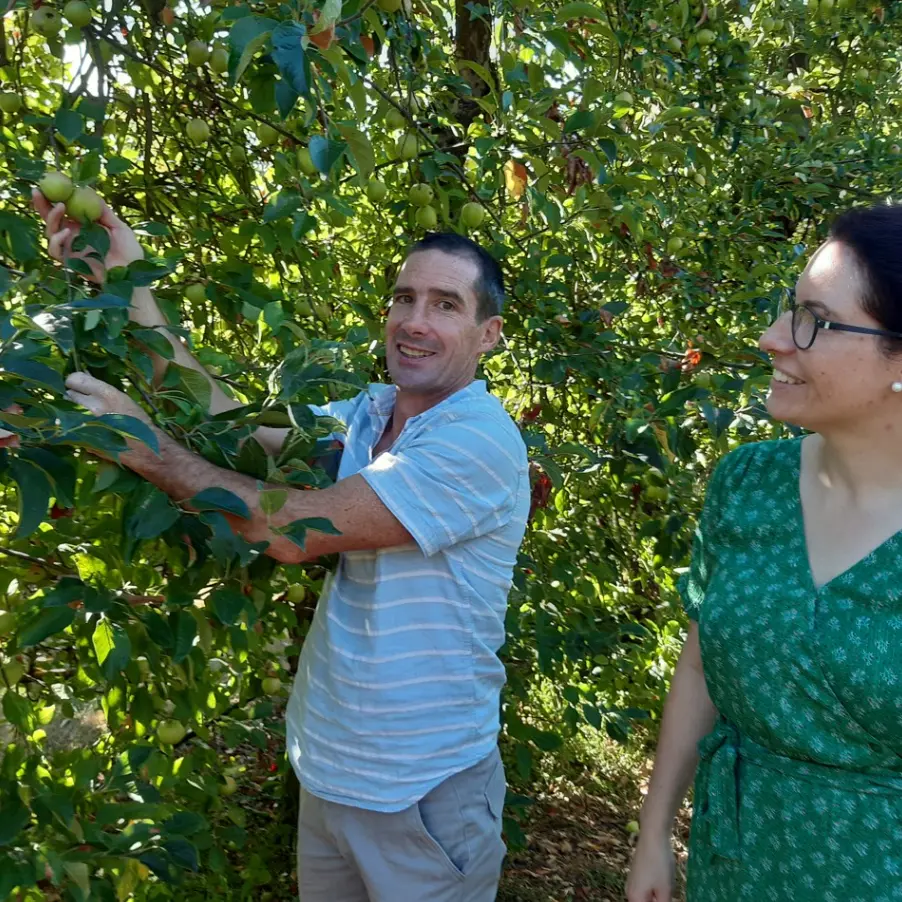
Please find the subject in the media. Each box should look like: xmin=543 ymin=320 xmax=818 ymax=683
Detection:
xmin=411 ymin=748 xmax=506 ymax=880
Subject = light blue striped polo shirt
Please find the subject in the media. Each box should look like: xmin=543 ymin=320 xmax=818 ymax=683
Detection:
xmin=285 ymin=379 xmax=529 ymax=812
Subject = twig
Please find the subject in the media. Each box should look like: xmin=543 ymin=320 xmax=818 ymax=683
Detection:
xmin=0 ymin=547 xmax=73 ymax=573
xmin=338 ymin=0 xmax=378 ymax=27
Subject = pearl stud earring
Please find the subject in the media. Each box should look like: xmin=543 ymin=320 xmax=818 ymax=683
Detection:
xmin=893 ymin=382 xmax=902 ymax=393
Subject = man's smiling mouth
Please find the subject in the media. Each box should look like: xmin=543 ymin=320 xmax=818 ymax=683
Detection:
xmin=398 ymin=343 xmax=435 ymax=359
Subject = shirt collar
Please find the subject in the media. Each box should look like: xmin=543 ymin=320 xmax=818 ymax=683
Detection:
xmin=366 ymin=380 xmax=487 ymax=421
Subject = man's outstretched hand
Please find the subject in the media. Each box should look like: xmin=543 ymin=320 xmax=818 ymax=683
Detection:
xmin=65 ymin=371 xmax=160 ymax=469
xmin=32 ymin=188 xmax=144 ymax=284
xmin=65 ymin=372 xmax=148 ymax=422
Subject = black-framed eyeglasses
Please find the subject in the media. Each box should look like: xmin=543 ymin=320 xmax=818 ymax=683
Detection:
xmin=777 ymin=289 xmax=902 ymax=350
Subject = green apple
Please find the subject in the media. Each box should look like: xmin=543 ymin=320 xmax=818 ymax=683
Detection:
xmin=0 ymin=92 xmax=22 ymax=114
xmin=460 ymin=201 xmax=485 ymax=229
xmin=385 ymin=107 xmax=406 ymax=130
xmin=186 ymin=40 xmax=209 ymax=67
xmin=209 ymin=46 xmax=229 ymax=74
xmin=416 ymin=205 xmax=437 ymax=229
xmin=256 ymin=122 xmax=279 ymax=147
xmin=33 ymin=7 xmax=64 ymax=36
xmin=408 ymin=183 xmax=434 ymax=207
xmin=366 ymin=179 xmax=388 ymax=203
xmin=262 ymin=676 xmax=282 ymax=695
xmin=666 ymin=36 xmax=682 ymax=52
xmin=185 ymin=282 xmax=206 ymax=304
xmin=378 ymin=0 xmax=402 ymax=11
xmin=666 ymin=236 xmax=684 ymax=255
xmin=186 ymin=117 xmax=210 ymax=145
xmin=63 ymin=0 xmax=92 ymax=27
xmin=286 ymin=585 xmax=306 ymax=603
xmin=1 ymin=659 xmax=25 ymax=687
xmin=325 ymin=208 xmax=347 ymax=228
xmin=696 ymin=28 xmax=716 ymax=46
xmin=157 ymin=719 xmax=187 ymax=745
xmin=297 ymin=146 xmax=317 ymax=175
xmin=66 ymin=186 xmax=103 ymax=223
xmin=396 ymin=133 xmax=418 ymax=160
xmin=221 ymin=775 xmax=238 ymax=796
xmin=0 ymin=611 xmax=15 ymax=638
xmin=228 ymin=145 xmax=247 ymax=165
xmin=38 ymin=171 xmax=74 ymax=203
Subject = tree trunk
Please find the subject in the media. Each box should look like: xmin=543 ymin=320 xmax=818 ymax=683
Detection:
xmin=454 ymin=0 xmax=495 ymax=131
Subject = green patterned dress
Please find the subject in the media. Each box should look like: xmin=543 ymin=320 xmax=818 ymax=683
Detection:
xmin=682 ymin=438 xmax=902 ymax=902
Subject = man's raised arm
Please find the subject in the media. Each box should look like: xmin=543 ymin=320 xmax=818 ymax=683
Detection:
xmin=33 ymin=189 xmax=289 ymax=456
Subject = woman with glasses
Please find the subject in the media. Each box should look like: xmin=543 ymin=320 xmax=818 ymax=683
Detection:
xmin=627 ymin=204 xmax=902 ymax=902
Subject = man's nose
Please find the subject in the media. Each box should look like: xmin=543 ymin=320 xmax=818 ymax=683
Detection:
xmin=400 ymin=302 xmax=429 ymax=334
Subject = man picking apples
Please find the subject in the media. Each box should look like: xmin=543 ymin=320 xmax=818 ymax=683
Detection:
xmin=33 ymin=189 xmax=529 ymax=902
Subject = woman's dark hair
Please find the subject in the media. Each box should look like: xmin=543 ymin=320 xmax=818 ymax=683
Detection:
xmin=406 ymin=232 xmax=505 ymax=322
xmin=830 ymin=204 xmax=902 ymax=354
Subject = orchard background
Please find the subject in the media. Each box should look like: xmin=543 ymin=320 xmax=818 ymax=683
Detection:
xmin=1 ymin=0 xmax=902 ymax=898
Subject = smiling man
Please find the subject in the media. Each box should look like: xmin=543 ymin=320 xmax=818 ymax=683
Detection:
xmin=35 ymin=192 xmax=530 ymax=902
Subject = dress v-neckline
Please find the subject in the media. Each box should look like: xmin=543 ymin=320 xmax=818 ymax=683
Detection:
xmin=793 ymin=437 xmax=902 ymax=593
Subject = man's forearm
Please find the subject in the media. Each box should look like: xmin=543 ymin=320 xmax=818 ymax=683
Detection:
xmin=129 ymin=287 xmax=288 ymax=455
xmin=125 ymin=427 xmax=313 ymax=562
xmin=129 ymin=287 xmax=238 ymax=413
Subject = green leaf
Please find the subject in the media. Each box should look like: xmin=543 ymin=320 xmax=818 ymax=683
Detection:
xmin=9 ymin=458 xmax=52 ymax=538
xmin=17 ymin=448 xmax=77 ymax=508
xmin=275 ymin=80 xmax=300 ymax=119
xmin=564 ymin=109 xmax=595 ymax=134
xmin=0 ymin=357 xmax=65 ymax=393
xmin=170 ymin=610 xmax=197 ymax=664
xmin=308 ymin=135 xmax=347 ymax=175
xmin=106 ymin=155 xmax=134 ymax=175
xmin=555 ymin=2 xmax=605 ymax=23
xmin=130 ymin=328 xmax=175 ymax=359
xmin=63 ymin=293 xmax=131 ymax=311
xmin=126 ymin=485 xmax=180 ymax=540
xmin=228 ymin=16 xmax=278 ymax=85
xmin=170 ymin=363 xmax=213 ymax=412
xmin=189 ymin=487 xmax=251 ymax=519
xmin=336 ymin=124 xmax=374 ymax=177
xmin=271 ymin=21 xmax=310 ymax=96
xmin=209 ymin=587 xmax=247 ymax=626
xmin=54 ymin=108 xmax=83 ymax=143
xmin=96 ymin=414 xmax=160 ymax=455
xmin=0 ymin=790 xmax=30 ymax=845
xmin=311 ymin=0 xmax=342 ymax=33
xmin=92 ymin=619 xmax=131 ymax=678
xmin=19 ymin=605 xmax=76 ymax=647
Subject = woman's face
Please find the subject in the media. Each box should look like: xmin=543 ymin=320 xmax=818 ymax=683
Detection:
xmin=758 ymin=239 xmax=902 ymax=433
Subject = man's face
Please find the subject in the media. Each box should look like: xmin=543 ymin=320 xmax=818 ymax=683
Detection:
xmin=385 ymin=249 xmax=502 ymax=404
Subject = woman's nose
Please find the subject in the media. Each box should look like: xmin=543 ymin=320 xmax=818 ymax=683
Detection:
xmin=759 ymin=311 xmax=795 ymax=355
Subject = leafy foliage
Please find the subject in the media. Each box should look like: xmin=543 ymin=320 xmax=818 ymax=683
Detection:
xmin=2 ymin=0 xmax=902 ymax=896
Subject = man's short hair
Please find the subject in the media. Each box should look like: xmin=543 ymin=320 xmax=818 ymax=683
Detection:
xmin=406 ymin=232 xmax=505 ymax=322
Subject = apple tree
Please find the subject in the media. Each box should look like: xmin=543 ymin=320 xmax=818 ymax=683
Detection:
xmin=1 ymin=0 xmax=902 ymax=896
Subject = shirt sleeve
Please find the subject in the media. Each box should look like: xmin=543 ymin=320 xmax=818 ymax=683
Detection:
xmin=678 ymin=453 xmax=730 ymax=621
xmin=359 ymin=415 xmax=525 ymax=558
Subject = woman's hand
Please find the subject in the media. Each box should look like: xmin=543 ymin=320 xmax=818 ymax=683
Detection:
xmin=625 ymin=831 xmax=675 ymax=902
xmin=32 ymin=188 xmax=144 ymax=284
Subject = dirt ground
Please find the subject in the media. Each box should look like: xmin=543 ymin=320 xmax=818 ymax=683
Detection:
xmin=497 ymin=761 xmax=690 ymax=902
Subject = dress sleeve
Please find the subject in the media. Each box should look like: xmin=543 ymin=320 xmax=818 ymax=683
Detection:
xmin=679 ymin=453 xmax=731 ymax=621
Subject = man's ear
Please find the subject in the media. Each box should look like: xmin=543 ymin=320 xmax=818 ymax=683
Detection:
xmin=479 ymin=315 xmax=504 ymax=353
